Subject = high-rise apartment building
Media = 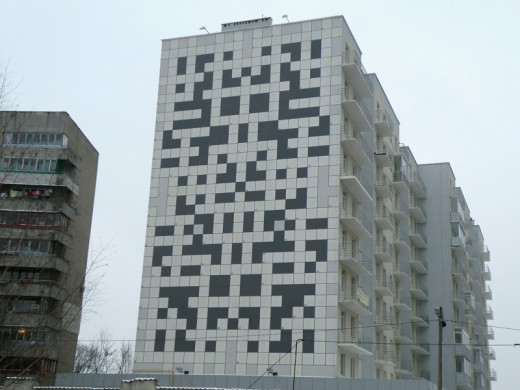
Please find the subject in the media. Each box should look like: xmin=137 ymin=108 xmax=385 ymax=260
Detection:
xmin=135 ymin=16 xmax=495 ymax=389
xmin=0 ymin=111 xmax=98 ymax=384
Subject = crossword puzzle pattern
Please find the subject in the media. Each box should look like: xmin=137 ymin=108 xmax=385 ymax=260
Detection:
xmin=151 ymin=38 xmax=331 ymax=357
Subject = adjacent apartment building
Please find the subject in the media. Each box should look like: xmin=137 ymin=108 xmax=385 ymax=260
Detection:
xmin=0 ymin=111 xmax=98 ymax=384
xmin=134 ymin=16 xmax=495 ymax=389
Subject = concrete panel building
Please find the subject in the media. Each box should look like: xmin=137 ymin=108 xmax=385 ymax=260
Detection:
xmin=134 ymin=15 xmax=494 ymax=390
xmin=0 ymin=111 xmax=98 ymax=384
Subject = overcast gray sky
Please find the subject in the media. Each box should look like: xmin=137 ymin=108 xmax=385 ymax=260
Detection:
xmin=1 ymin=1 xmax=518 ymax=388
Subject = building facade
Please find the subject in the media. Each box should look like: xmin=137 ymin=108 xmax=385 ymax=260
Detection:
xmin=134 ymin=16 xmax=495 ymax=389
xmin=0 ymin=111 xmax=98 ymax=384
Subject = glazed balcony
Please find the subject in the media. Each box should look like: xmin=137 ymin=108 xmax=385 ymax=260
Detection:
xmin=0 ymin=229 xmax=72 ymax=248
xmin=0 ymin=171 xmax=79 ymax=196
xmin=341 ymin=50 xmax=372 ymax=98
xmin=0 ymin=279 xmax=65 ymax=301
xmin=0 ymin=253 xmax=69 ymax=273
xmin=341 ymin=87 xmax=373 ymax=133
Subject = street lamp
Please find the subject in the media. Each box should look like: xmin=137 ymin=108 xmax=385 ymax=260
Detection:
xmin=435 ymin=307 xmax=447 ymax=390
xmin=292 ymin=338 xmax=304 ymax=390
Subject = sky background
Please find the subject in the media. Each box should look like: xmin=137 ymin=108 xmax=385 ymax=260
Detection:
xmin=1 ymin=0 xmax=518 ymax=388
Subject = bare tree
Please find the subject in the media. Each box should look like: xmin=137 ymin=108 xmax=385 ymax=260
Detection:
xmin=74 ymin=330 xmax=133 ymax=374
xmin=0 ymin=63 xmax=19 ymax=110
xmin=116 ymin=341 xmax=134 ymax=374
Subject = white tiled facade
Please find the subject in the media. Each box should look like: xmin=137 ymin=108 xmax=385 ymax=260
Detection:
xmin=134 ymin=15 xmax=494 ymax=389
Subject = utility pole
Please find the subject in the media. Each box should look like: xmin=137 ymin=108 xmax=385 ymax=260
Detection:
xmin=292 ymin=339 xmax=304 ymax=390
xmin=435 ymin=307 xmax=446 ymax=390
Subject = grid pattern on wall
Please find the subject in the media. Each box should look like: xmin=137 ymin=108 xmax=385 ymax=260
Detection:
xmin=136 ymin=18 xmax=345 ymax=375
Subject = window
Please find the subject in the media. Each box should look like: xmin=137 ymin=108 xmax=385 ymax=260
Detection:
xmin=2 ymin=132 xmax=66 ymax=148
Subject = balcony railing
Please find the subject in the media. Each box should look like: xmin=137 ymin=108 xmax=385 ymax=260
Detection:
xmin=338 ymin=286 xmax=370 ymax=310
xmin=375 ymin=240 xmax=394 ymax=263
xmin=374 ymin=110 xmax=394 ymax=137
xmin=342 ymin=87 xmax=374 ymax=124
xmin=340 ymin=123 xmax=372 ymax=166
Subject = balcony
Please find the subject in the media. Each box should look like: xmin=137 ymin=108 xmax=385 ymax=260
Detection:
xmin=394 ymin=258 xmax=411 ymax=281
xmin=410 ymin=311 xmax=429 ymax=327
xmin=337 ymin=330 xmax=372 ymax=356
xmin=375 ymin=240 xmax=394 ymax=263
xmin=489 ymin=368 xmax=497 ymax=381
xmin=375 ymin=311 xmax=395 ymax=330
xmin=409 ymin=173 xmax=426 ymax=198
xmin=488 ymin=346 xmax=496 ymax=360
xmin=393 ymin=198 xmax=409 ymax=222
xmin=395 ymin=290 xmax=412 ymax=311
xmin=395 ymin=359 xmax=412 ymax=377
xmin=409 ymin=253 xmax=428 ymax=273
xmin=393 ymin=169 xmax=410 ymax=192
xmin=0 ymin=198 xmax=77 ymax=220
xmin=409 ymin=224 xmax=427 ymax=248
xmin=411 ymin=342 xmax=430 ymax=355
xmin=0 ymin=228 xmax=72 ymax=248
xmin=481 ymin=246 xmax=490 ymax=262
xmin=374 ymin=172 xmax=394 ymax=199
xmin=374 ymin=139 xmax=393 ymax=167
xmin=452 ymin=259 xmax=468 ymax=282
xmin=483 ymin=284 xmax=492 ymax=300
xmin=375 ymin=204 xmax=394 ymax=231
xmin=341 ymin=50 xmax=372 ymax=98
xmin=340 ymin=124 xmax=372 ymax=167
xmin=374 ymin=345 xmax=395 ymax=365
xmin=375 ymin=273 xmax=394 ymax=296
xmin=485 ymin=326 xmax=495 ymax=340
xmin=0 ymin=253 xmax=69 ymax=273
xmin=0 ymin=171 xmax=79 ymax=196
xmin=394 ymin=323 xmax=412 ymax=343
xmin=340 ymin=204 xmax=372 ymax=239
xmin=410 ymin=283 xmax=428 ymax=301
xmin=374 ymin=109 xmax=394 ymax=137
xmin=485 ymin=305 xmax=493 ymax=320
xmin=0 ymin=279 xmax=65 ymax=301
xmin=393 ymin=231 xmax=410 ymax=253
xmin=338 ymin=247 xmax=372 ymax=276
xmin=341 ymin=87 xmax=373 ymax=133
xmin=456 ymin=372 xmax=473 ymax=390
xmin=482 ymin=265 xmax=491 ymax=281
xmin=338 ymin=286 xmax=371 ymax=315
xmin=453 ymin=288 xmax=468 ymax=309
xmin=340 ymin=162 xmax=372 ymax=203
xmin=409 ymin=199 xmax=427 ymax=223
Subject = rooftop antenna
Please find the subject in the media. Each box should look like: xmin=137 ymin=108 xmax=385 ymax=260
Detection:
xmin=282 ymin=15 xmax=289 ymax=23
xmin=200 ymin=26 xmax=210 ymax=34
